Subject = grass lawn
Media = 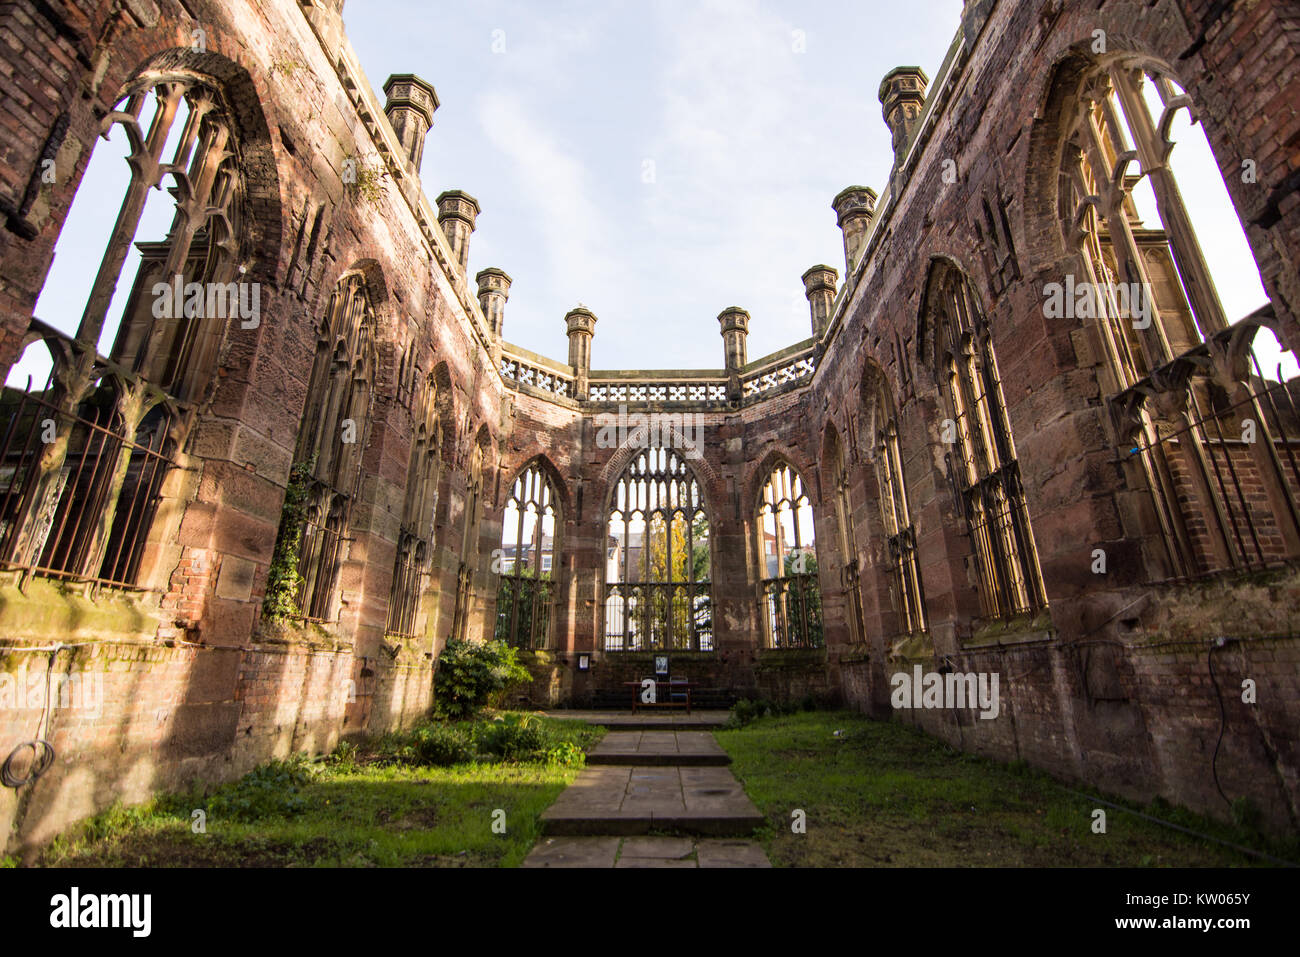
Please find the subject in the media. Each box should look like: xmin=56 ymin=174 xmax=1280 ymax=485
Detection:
xmin=717 ymin=710 xmax=1300 ymax=868
xmin=32 ymin=714 xmax=604 ymax=868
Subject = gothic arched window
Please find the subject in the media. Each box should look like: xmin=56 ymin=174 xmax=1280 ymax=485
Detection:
xmin=929 ymin=266 xmax=1047 ymax=620
xmin=604 ymin=447 xmax=712 ymax=651
xmin=0 ymin=72 xmax=246 ymax=589
xmin=874 ymin=414 xmax=927 ymax=636
xmin=266 ymin=271 xmax=376 ymax=622
xmin=1059 ymin=60 xmax=1300 ymax=576
xmin=494 ymin=460 xmax=560 ymax=649
xmin=386 ymin=373 xmax=442 ymax=638
xmin=451 ymin=437 xmax=486 ymax=641
xmin=756 ymin=462 xmax=822 ymax=648
xmin=825 ymin=429 xmax=864 ymax=645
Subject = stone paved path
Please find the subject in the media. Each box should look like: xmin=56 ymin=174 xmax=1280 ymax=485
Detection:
xmin=524 ymin=835 xmax=770 ymax=868
xmin=524 ymin=712 xmax=769 ymax=868
xmin=587 ymin=730 xmax=730 ymax=766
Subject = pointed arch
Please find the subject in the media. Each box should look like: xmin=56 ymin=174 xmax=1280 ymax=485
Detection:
xmin=921 ymin=259 xmax=1047 ymax=620
xmin=450 ymin=422 xmax=492 ymax=641
xmin=494 ymin=456 xmax=565 ymax=649
xmin=385 ymin=365 xmax=446 ymax=638
xmin=1028 ymin=47 xmax=1300 ymax=578
xmin=0 ymin=49 xmax=281 ymax=592
xmin=265 ymin=265 xmax=379 ymax=623
xmin=754 ymin=457 xmax=822 ymax=649
xmin=821 ymin=421 xmax=866 ymax=647
xmin=603 ymin=444 xmax=714 ymax=652
xmin=861 ymin=362 xmax=928 ymax=637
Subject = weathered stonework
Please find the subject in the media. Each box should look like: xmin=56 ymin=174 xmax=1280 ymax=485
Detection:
xmin=0 ymin=0 xmax=1298 ymax=853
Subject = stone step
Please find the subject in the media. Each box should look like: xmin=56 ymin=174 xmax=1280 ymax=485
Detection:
xmin=541 ymin=710 xmax=732 ymax=732
xmin=539 ymin=766 xmax=764 ymax=837
xmin=588 ymin=691 xmax=739 ymax=711
xmin=523 ymin=836 xmax=770 ymax=868
xmin=586 ymin=730 xmax=731 ymax=767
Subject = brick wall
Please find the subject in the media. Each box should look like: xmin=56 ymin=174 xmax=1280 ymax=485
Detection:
xmin=1 ymin=0 xmax=1298 ymax=852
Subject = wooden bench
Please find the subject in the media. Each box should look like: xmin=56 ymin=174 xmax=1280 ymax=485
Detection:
xmin=624 ymin=678 xmax=696 ymax=714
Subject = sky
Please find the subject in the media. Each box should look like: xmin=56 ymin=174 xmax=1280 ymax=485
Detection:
xmin=13 ymin=0 xmax=1290 ymax=387
xmin=343 ymin=0 xmax=957 ymax=371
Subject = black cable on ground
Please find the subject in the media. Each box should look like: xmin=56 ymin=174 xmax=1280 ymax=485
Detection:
xmin=1065 ymin=789 xmax=1298 ymax=867
xmin=1 ymin=740 xmax=55 ymax=788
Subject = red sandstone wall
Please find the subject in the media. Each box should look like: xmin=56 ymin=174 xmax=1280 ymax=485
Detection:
xmin=0 ymin=0 xmax=1297 ymax=853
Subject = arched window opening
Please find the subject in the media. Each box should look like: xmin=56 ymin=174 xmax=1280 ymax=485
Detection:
xmin=756 ymin=462 xmax=822 ymax=649
xmin=930 ymin=267 xmax=1047 ymax=620
xmin=0 ymin=72 xmax=246 ymax=590
xmin=386 ymin=374 xmax=442 ymax=638
xmin=494 ymin=461 xmax=560 ymax=649
xmin=451 ymin=438 xmax=486 ymax=641
xmin=826 ymin=430 xmax=865 ymax=645
xmin=874 ymin=414 xmax=927 ymax=636
xmin=266 ymin=272 xmax=376 ymax=622
xmin=1061 ymin=60 xmax=1300 ymax=576
xmin=604 ymin=446 xmax=713 ymax=652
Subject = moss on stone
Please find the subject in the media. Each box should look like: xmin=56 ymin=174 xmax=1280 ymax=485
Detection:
xmin=754 ymin=648 xmax=827 ymax=672
xmin=0 ymin=577 xmax=159 ymax=647
xmin=965 ymin=610 xmax=1054 ymax=647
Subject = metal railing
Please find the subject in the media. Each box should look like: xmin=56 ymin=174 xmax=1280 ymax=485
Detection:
xmin=603 ymin=583 xmax=713 ymax=652
xmin=0 ymin=335 xmax=178 ymax=592
xmin=760 ymin=574 xmax=823 ymax=649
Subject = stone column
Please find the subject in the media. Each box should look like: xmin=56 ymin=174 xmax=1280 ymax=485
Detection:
xmin=477 ymin=267 xmax=511 ymax=366
xmin=802 ymin=265 xmax=838 ymax=339
xmin=718 ymin=306 xmax=750 ymax=402
xmin=879 ymin=67 xmax=929 ymax=163
xmin=476 ymin=268 xmax=511 ymax=339
xmin=565 ymin=307 xmax=597 ymax=399
xmin=832 ymin=186 xmax=877 ymax=276
xmin=436 ymin=190 xmax=480 ymax=271
xmin=383 ymin=74 xmax=439 ymax=175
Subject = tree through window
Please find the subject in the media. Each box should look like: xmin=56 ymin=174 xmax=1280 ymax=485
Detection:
xmin=757 ymin=462 xmax=823 ymax=648
xmin=494 ymin=460 xmax=560 ymax=649
xmin=604 ymin=446 xmax=712 ymax=651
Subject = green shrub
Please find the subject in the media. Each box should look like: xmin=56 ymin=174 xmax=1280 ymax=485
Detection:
xmin=262 ymin=459 xmax=316 ymax=620
xmin=79 ymin=802 xmax=155 ymax=843
xmin=726 ymin=697 xmax=807 ymax=728
xmin=204 ymin=757 xmax=318 ymax=822
xmin=543 ymin=741 xmax=586 ymax=768
xmin=477 ymin=713 xmax=547 ymax=759
xmin=434 ymin=639 xmax=532 ymax=718
xmin=411 ymin=724 xmax=475 ymax=766
xmin=326 ymin=740 xmax=360 ymax=771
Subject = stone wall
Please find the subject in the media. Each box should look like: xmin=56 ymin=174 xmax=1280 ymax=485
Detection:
xmin=0 ymin=0 xmax=506 ymax=853
xmin=0 ymin=0 xmax=1298 ymax=853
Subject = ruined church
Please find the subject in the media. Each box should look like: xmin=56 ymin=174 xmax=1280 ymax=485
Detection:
xmin=1 ymin=0 xmax=1298 ymax=854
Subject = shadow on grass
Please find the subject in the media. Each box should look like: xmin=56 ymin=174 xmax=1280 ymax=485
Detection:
xmin=37 ymin=765 xmax=576 ymax=868
xmin=716 ymin=711 xmax=1300 ymax=868
xmin=33 ymin=713 xmax=609 ymax=869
